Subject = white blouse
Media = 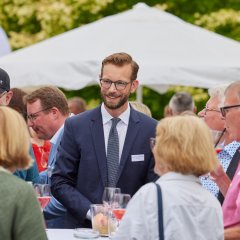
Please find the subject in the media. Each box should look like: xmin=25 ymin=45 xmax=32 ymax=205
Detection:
xmin=113 ymin=172 xmax=224 ymax=240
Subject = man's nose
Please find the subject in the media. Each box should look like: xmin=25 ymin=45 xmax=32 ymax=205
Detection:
xmin=108 ymin=82 xmax=117 ymax=91
xmin=27 ymin=118 xmax=34 ymax=127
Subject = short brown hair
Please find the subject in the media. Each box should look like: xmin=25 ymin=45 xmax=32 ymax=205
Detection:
xmin=101 ymin=52 xmax=139 ymax=81
xmin=154 ymin=116 xmax=218 ymax=176
xmin=8 ymin=88 xmax=27 ymax=121
xmin=25 ymin=86 xmax=69 ymax=116
xmin=68 ymin=96 xmax=86 ymax=114
xmin=0 ymin=106 xmax=32 ymax=169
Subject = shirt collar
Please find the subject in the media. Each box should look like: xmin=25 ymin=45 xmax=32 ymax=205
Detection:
xmin=157 ymin=172 xmax=200 ymax=184
xmin=101 ymin=103 xmax=130 ymax=125
xmin=50 ymin=113 xmax=74 ymax=145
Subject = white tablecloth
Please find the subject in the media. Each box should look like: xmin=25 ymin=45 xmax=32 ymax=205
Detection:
xmin=46 ymin=229 xmax=109 ymax=240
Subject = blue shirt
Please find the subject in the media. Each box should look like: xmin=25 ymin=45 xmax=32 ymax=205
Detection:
xmin=200 ymin=141 xmax=240 ymax=197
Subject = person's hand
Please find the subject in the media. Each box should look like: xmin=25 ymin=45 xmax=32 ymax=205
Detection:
xmin=224 ymin=227 xmax=240 ymax=240
xmin=210 ymin=164 xmax=231 ymax=197
xmin=210 ymin=164 xmax=225 ymax=181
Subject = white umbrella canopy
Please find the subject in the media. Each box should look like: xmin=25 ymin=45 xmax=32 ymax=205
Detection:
xmin=0 ymin=27 xmax=11 ymax=56
xmin=0 ymin=3 xmax=240 ymax=91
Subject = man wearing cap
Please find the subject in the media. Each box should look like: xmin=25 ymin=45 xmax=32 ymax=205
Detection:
xmin=0 ymin=67 xmax=39 ymax=184
xmin=0 ymin=68 xmax=13 ymax=105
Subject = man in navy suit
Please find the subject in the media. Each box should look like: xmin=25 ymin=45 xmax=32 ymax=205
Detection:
xmin=51 ymin=52 xmax=158 ymax=228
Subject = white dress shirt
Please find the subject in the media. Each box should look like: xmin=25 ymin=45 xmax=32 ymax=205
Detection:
xmin=113 ymin=172 xmax=224 ymax=240
xmin=101 ymin=103 xmax=130 ymax=162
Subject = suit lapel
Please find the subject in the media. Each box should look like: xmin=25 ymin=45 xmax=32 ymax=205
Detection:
xmin=91 ymin=106 xmax=108 ymax=187
xmin=116 ymin=108 xmax=140 ymax=183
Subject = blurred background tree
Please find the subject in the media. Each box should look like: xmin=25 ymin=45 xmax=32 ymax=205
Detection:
xmin=0 ymin=0 xmax=239 ymax=118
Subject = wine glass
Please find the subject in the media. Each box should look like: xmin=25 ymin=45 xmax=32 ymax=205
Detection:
xmin=34 ymin=184 xmax=51 ymax=211
xmin=109 ymin=193 xmax=131 ymax=238
xmin=112 ymin=193 xmax=131 ymax=221
xmin=102 ymin=187 xmax=121 ymax=207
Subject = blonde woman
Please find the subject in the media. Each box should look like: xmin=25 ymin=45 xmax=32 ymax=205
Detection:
xmin=129 ymin=101 xmax=152 ymax=117
xmin=113 ymin=116 xmax=224 ymax=240
xmin=0 ymin=106 xmax=47 ymax=240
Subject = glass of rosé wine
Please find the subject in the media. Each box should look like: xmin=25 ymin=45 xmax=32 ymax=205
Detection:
xmin=33 ymin=184 xmax=51 ymax=211
xmin=108 ymin=193 xmax=131 ymax=238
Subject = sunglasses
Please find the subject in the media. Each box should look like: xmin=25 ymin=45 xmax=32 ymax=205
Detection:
xmin=220 ymin=104 xmax=240 ymax=117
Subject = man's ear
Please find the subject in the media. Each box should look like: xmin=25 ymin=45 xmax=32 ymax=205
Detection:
xmin=193 ymin=106 xmax=197 ymax=113
xmin=167 ymin=107 xmax=173 ymax=116
xmin=5 ymin=90 xmax=13 ymax=105
xmin=131 ymin=80 xmax=139 ymax=93
xmin=51 ymin=107 xmax=59 ymax=120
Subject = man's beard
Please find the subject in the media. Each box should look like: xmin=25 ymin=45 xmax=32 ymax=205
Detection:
xmin=101 ymin=92 xmax=129 ymax=110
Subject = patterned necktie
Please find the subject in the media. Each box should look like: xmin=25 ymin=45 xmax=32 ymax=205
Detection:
xmin=107 ymin=118 xmax=121 ymax=187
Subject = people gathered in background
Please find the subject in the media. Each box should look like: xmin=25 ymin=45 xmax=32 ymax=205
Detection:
xmin=68 ymin=96 xmax=86 ymax=114
xmin=129 ymin=101 xmax=152 ymax=117
xmin=3 ymin=58 xmax=240 ymax=240
xmin=167 ymin=91 xmax=196 ymax=116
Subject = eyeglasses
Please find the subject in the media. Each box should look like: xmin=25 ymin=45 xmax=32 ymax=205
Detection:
xmin=27 ymin=107 xmax=52 ymax=121
xmin=0 ymin=91 xmax=7 ymax=98
xmin=150 ymin=137 xmax=156 ymax=149
xmin=220 ymin=104 xmax=240 ymax=117
xmin=100 ymin=78 xmax=130 ymax=91
xmin=203 ymin=106 xmax=220 ymax=115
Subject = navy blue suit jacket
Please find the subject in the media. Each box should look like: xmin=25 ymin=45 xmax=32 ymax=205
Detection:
xmin=51 ymin=105 xmax=158 ymax=228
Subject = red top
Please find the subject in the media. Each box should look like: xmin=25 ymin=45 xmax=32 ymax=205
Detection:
xmin=32 ymin=141 xmax=51 ymax=172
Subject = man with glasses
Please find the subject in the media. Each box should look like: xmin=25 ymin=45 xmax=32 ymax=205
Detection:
xmin=211 ymin=81 xmax=240 ymax=239
xmin=51 ymin=52 xmax=158 ymax=228
xmin=198 ymin=85 xmax=240 ymax=205
xmin=25 ymin=86 xmax=71 ymax=228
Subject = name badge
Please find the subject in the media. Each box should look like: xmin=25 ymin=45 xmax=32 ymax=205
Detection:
xmin=131 ymin=154 xmax=144 ymax=162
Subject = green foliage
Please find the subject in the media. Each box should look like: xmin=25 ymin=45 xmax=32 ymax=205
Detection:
xmin=0 ymin=0 xmax=239 ymax=117
xmin=1 ymin=0 xmax=240 ymax=49
xmin=62 ymin=85 xmax=208 ymax=119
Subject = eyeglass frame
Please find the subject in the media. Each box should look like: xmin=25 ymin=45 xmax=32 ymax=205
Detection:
xmin=0 ymin=91 xmax=7 ymax=98
xmin=27 ymin=107 xmax=52 ymax=121
xmin=203 ymin=106 xmax=220 ymax=115
xmin=100 ymin=78 xmax=131 ymax=91
xmin=220 ymin=104 xmax=240 ymax=117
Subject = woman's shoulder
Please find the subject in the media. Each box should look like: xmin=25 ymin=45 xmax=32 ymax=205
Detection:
xmin=0 ymin=171 xmax=34 ymax=195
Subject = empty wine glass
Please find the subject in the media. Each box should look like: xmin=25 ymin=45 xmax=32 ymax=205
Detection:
xmin=102 ymin=187 xmax=121 ymax=207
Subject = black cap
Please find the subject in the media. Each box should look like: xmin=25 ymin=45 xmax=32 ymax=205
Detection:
xmin=0 ymin=68 xmax=10 ymax=93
